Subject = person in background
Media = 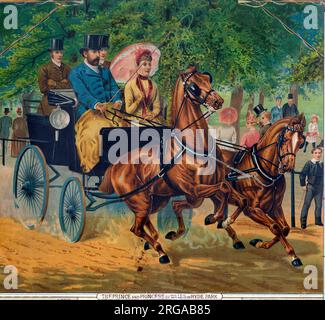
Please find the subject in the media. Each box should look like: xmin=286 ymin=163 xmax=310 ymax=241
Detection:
xmin=282 ymin=93 xmax=299 ymax=118
xmin=38 ymin=39 xmax=71 ymax=116
xmin=240 ymin=119 xmax=260 ymax=148
xmin=0 ymin=108 xmax=12 ymax=156
xmin=211 ymin=107 xmax=237 ymax=151
xmin=304 ymin=114 xmax=319 ymax=153
xmin=99 ymin=35 xmax=111 ymax=70
xmin=253 ymin=104 xmax=271 ymax=137
xmin=11 ymin=107 xmax=28 ymax=157
xmin=300 ymin=147 xmax=323 ymax=229
xmin=270 ymin=96 xmax=283 ymax=124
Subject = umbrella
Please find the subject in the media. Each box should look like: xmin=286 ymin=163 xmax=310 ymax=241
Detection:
xmin=219 ymin=107 xmax=238 ymax=125
xmin=110 ymin=43 xmax=161 ymax=84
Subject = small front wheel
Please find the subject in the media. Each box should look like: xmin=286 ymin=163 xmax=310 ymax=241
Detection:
xmin=59 ymin=177 xmax=86 ymax=242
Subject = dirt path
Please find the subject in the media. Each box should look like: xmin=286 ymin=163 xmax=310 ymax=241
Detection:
xmin=0 ymin=204 xmax=323 ymax=293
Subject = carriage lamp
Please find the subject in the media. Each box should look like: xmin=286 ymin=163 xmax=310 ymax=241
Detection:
xmin=49 ymin=106 xmax=70 ymax=142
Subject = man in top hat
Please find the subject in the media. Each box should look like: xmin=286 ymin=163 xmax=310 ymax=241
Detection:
xmin=38 ymin=38 xmax=71 ymax=116
xmin=282 ymin=93 xmax=299 ymax=118
xmin=253 ymin=104 xmax=272 ymax=137
xmin=99 ymin=35 xmax=111 ymax=70
xmin=69 ymin=35 xmax=123 ymax=173
xmin=69 ymin=34 xmax=122 ymax=120
xmin=270 ymin=96 xmax=283 ymax=124
xmin=0 ymin=107 xmax=12 ymax=155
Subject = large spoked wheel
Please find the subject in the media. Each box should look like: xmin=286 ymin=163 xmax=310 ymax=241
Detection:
xmin=59 ymin=177 xmax=86 ymax=243
xmin=13 ymin=145 xmax=49 ymax=230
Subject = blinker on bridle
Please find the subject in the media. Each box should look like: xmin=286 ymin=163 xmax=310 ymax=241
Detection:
xmin=182 ymin=71 xmax=214 ymax=107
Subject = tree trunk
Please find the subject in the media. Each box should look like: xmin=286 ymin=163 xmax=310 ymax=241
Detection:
xmin=230 ymin=86 xmax=244 ymax=144
xmin=290 ymin=83 xmax=299 ymax=108
xmin=259 ymin=90 xmax=264 ymax=106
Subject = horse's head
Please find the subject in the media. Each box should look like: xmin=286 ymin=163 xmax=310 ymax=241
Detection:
xmin=278 ymin=113 xmax=306 ymax=173
xmin=180 ymin=66 xmax=224 ymax=110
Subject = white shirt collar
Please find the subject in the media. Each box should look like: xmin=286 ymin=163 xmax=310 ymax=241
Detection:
xmin=51 ymin=58 xmax=62 ymax=67
xmin=84 ymin=59 xmax=99 ymax=73
xmin=311 ymin=158 xmax=322 ymax=164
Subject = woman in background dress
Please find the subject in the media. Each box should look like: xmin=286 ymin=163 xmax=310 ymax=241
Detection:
xmin=304 ymin=114 xmax=319 ymax=153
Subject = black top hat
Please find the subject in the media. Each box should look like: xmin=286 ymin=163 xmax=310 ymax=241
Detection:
xmin=100 ymin=35 xmax=110 ymax=49
xmin=4 ymin=107 xmax=10 ymax=113
xmin=288 ymin=93 xmax=293 ymax=99
xmin=253 ymin=104 xmax=267 ymax=117
xmin=79 ymin=35 xmax=102 ymax=55
xmin=49 ymin=38 xmax=64 ymax=51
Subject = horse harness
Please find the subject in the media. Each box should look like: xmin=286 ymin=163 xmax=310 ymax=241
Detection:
xmin=226 ymin=125 xmax=305 ymax=185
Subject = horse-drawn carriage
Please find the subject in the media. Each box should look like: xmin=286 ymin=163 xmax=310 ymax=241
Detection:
xmin=13 ymin=89 xmax=182 ymax=242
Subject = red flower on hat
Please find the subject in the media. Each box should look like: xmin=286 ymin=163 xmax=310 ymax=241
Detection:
xmin=135 ymin=48 xmax=152 ymax=65
xmin=219 ymin=107 xmax=238 ymax=124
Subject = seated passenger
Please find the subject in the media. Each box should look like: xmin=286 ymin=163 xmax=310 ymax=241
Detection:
xmin=124 ymin=48 xmax=164 ymax=125
xmin=69 ymin=34 xmax=125 ymax=173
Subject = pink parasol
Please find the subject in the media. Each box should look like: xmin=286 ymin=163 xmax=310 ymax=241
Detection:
xmin=219 ymin=107 xmax=238 ymax=125
xmin=110 ymin=43 xmax=161 ymax=84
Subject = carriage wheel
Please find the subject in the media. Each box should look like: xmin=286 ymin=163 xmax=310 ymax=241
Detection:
xmin=13 ymin=145 xmax=49 ymax=230
xmin=59 ymin=177 xmax=86 ymax=243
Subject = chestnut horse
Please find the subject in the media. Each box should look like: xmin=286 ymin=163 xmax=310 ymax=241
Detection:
xmin=205 ymin=114 xmax=306 ymax=267
xmin=99 ymin=67 xmax=247 ymax=264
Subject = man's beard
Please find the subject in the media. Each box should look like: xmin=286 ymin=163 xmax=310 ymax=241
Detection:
xmin=87 ymin=57 xmax=100 ymax=66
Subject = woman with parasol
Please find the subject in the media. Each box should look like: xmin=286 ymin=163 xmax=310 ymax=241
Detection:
xmin=110 ymin=44 xmax=164 ymax=125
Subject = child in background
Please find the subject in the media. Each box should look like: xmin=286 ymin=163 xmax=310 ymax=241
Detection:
xmin=304 ymin=114 xmax=319 ymax=153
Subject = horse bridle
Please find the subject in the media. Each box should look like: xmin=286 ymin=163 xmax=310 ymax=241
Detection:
xmin=173 ymin=71 xmax=217 ymax=130
xmin=253 ymin=125 xmax=305 ymax=172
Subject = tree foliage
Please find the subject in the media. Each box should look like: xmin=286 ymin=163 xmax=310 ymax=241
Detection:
xmin=0 ymin=0 xmax=321 ymax=101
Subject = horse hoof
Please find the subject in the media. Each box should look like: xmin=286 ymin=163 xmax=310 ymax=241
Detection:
xmin=204 ymin=214 xmax=215 ymax=225
xmin=249 ymin=239 xmax=263 ymax=247
xmin=233 ymin=241 xmax=245 ymax=249
xmin=144 ymin=241 xmax=150 ymax=250
xmin=292 ymin=258 xmax=303 ymax=267
xmin=217 ymin=220 xmax=224 ymax=229
xmin=159 ymin=255 xmax=170 ymax=264
xmin=165 ymin=231 xmax=177 ymax=240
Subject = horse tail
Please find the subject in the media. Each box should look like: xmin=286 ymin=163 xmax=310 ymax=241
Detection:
xmin=99 ymin=166 xmax=114 ymax=194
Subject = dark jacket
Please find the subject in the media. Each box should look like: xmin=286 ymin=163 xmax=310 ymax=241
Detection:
xmin=299 ymin=160 xmax=323 ymax=187
xmin=38 ymin=60 xmax=71 ymax=115
xmin=282 ymin=103 xmax=299 ymax=118
xmin=69 ymin=62 xmax=122 ymax=120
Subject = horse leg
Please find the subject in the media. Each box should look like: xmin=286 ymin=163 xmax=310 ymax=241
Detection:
xmin=204 ymin=192 xmax=228 ymax=225
xmin=131 ymin=213 xmax=170 ymax=264
xmin=204 ymin=182 xmax=248 ymax=225
xmin=165 ymin=198 xmax=203 ymax=241
xmin=143 ymin=216 xmax=159 ymax=251
xmin=220 ymin=206 xmax=246 ymax=249
xmin=243 ymin=207 xmax=302 ymax=267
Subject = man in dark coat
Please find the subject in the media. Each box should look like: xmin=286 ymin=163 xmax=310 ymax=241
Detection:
xmin=38 ymin=39 xmax=71 ymax=116
xmin=300 ymin=147 xmax=324 ymax=229
xmin=253 ymin=104 xmax=272 ymax=137
xmin=0 ymin=107 xmax=12 ymax=155
xmin=282 ymin=93 xmax=299 ymax=118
